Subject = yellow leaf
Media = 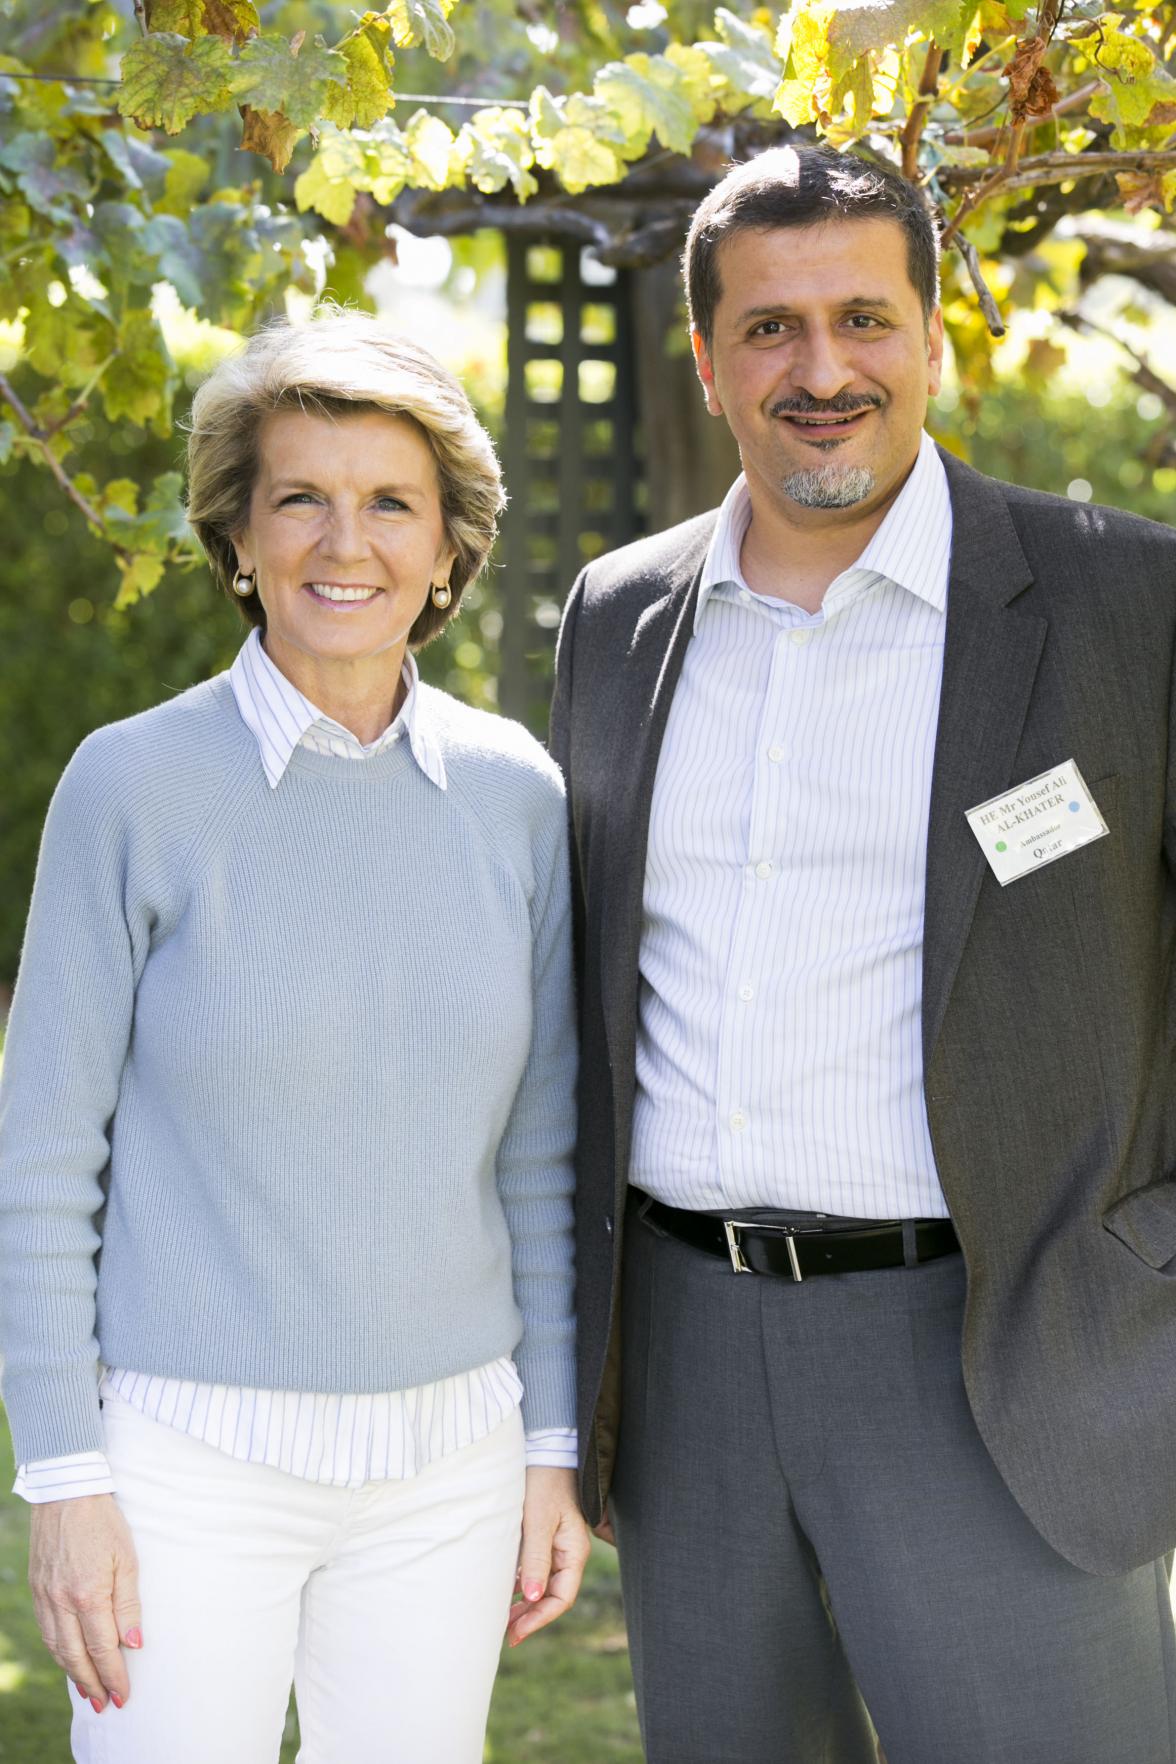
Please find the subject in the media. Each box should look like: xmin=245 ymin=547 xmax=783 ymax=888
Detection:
xmin=294 ymin=152 xmax=357 ymax=225
xmin=114 ymin=552 xmax=166 ymax=609
xmin=774 ymin=77 xmax=817 ymax=125
xmin=404 ymin=109 xmax=454 ymax=190
xmin=546 ymin=125 xmax=623 ymax=193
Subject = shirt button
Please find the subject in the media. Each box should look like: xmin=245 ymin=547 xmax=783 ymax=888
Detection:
xmin=754 ymin=860 xmax=773 ymax=880
xmin=604 ymin=1213 xmax=613 ymax=1236
xmin=767 ymin=745 xmax=784 ymax=763
xmin=739 ymin=588 xmax=753 ymax=604
xmin=790 ymin=628 xmax=812 ymax=646
xmin=729 ymin=1110 xmax=747 ymax=1132
xmin=738 ymin=984 xmax=754 ymax=1002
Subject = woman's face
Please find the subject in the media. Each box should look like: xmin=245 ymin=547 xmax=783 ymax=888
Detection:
xmin=232 ymin=406 xmax=457 ymax=674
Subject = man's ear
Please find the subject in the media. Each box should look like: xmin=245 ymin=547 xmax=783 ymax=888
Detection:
xmin=926 ymin=307 xmax=945 ymax=400
xmin=691 ymin=330 xmax=724 ymax=418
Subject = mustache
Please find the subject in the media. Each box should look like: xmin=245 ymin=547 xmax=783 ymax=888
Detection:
xmin=769 ymin=392 xmax=883 ymax=417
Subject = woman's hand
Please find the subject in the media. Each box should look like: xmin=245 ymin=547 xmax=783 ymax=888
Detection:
xmin=28 ymin=1494 xmax=142 ymax=1711
xmin=506 ymin=1465 xmax=592 ymax=1647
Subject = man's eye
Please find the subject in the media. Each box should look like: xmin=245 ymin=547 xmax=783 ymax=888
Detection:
xmin=753 ymin=320 xmax=784 ymax=336
xmin=846 ymin=315 xmax=882 ymax=329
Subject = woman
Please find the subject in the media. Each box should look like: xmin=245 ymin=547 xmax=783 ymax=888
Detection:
xmin=0 ymin=308 xmax=590 ymax=1763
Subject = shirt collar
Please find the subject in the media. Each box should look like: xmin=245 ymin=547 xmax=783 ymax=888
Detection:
xmin=696 ymin=430 xmax=951 ymax=630
xmin=228 ymin=628 xmax=447 ymax=791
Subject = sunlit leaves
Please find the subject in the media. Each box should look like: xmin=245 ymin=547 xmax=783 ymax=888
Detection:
xmin=1072 ymin=27 xmax=1176 ymax=141
xmin=456 ymin=108 xmax=539 ymax=198
xmin=386 ymin=0 xmax=458 ymax=60
xmin=323 ymin=27 xmax=395 ymax=130
xmin=594 ymin=53 xmax=698 ymax=154
xmin=117 ymin=33 xmax=236 ymax=134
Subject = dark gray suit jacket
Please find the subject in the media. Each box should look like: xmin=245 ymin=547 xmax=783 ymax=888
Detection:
xmin=549 ymin=445 xmax=1176 ymax=1576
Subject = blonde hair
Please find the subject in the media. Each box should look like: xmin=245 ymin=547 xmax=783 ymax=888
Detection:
xmin=185 ymin=306 xmax=505 ymax=646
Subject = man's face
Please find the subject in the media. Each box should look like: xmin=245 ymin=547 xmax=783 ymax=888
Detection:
xmin=693 ymin=216 xmax=944 ymax=519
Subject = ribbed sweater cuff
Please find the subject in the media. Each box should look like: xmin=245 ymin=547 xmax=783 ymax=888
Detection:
xmin=2 ymin=1365 xmax=104 ymax=1465
xmin=516 ymin=1345 xmax=577 ymax=1435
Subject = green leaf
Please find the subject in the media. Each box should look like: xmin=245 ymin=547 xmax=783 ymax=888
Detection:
xmin=102 ymin=311 xmax=173 ymax=429
xmin=100 ymin=128 xmax=146 ymax=193
xmin=231 ymin=34 xmax=346 ymax=131
xmin=386 ymin=0 xmax=457 ymax=60
xmin=117 ymin=33 xmax=236 ymax=135
xmin=593 ymin=54 xmax=698 ymax=156
xmin=23 ymin=297 xmax=116 ymax=387
xmin=114 ymin=551 xmax=166 ymax=610
xmin=102 ymin=478 xmax=141 ymax=516
xmin=160 ymin=149 xmax=212 ymax=215
xmin=138 ymin=470 xmax=194 ymax=548
xmin=0 ymin=135 xmax=89 ymax=221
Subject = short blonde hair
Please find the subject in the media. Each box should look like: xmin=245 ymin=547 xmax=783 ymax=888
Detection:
xmin=185 ymin=306 xmax=505 ymax=647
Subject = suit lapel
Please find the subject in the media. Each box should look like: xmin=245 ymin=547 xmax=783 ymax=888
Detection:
xmin=600 ymin=536 xmax=711 ymax=1183
xmin=922 ymin=451 xmax=1047 ymax=1069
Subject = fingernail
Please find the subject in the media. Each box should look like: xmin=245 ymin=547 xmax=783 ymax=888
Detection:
xmin=124 ymin=1628 xmax=142 ymax=1649
xmin=112 ymin=1694 xmax=125 ymax=1710
xmin=524 ymin=1581 xmax=543 ymax=1601
xmin=74 ymin=1683 xmax=87 ymax=1699
xmin=91 ymin=1698 xmax=104 ymax=1714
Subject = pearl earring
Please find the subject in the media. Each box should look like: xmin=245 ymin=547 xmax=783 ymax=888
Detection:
xmin=431 ymin=581 xmax=452 ymax=610
xmin=232 ymin=569 xmax=256 ymax=598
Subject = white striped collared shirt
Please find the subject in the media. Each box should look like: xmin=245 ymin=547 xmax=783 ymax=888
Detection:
xmin=630 ymin=432 xmax=953 ymax=1220
xmin=14 ymin=630 xmax=576 ymax=1501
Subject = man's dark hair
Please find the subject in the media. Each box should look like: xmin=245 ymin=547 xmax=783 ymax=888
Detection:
xmin=683 ymin=145 xmax=941 ymax=345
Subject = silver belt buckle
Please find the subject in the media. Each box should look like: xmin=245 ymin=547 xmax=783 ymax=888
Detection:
xmin=723 ymin=1220 xmax=803 ymax=1280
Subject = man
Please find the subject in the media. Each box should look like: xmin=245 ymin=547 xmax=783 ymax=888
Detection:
xmin=549 ymin=144 xmax=1176 ymax=1763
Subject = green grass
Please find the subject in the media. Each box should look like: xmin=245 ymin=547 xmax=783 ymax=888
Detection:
xmin=0 ymin=1410 xmax=641 ymax=1763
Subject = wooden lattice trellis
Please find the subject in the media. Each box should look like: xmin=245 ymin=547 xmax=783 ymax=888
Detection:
xmin=498 ymin=236 xmax=645 ymax=727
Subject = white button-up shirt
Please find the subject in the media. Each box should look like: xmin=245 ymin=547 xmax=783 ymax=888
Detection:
xmin=15 ymin=631 xmax=575 ymax=1501
xmin=630 ymin=432 xmax=953 ymax=1221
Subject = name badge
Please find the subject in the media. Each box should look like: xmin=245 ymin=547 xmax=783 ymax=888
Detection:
xmin=966 ymin=759 xmax=1108 ymax=886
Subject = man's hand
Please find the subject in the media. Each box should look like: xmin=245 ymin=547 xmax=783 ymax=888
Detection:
xmin=506 ymin=1466 xmax=591 ymax=1647
xmin=28 ymin=1494 xmax=142 ymax=1711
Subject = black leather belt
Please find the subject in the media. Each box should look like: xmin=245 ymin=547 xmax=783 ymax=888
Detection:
xmin=634 ymin=1191 xmax=961 ymax=1281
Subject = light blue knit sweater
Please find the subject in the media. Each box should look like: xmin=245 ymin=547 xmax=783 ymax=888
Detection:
xmin=0 ymin=673 xmax=577 ymax=1465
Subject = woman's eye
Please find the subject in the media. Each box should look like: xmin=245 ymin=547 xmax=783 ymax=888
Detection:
xmin=375 ymin=497 xmax=406 ymax=511
xmin=279 ymin=493 xmax=315 ymax=505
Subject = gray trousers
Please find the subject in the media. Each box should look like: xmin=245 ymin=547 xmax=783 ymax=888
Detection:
xmin=610 ymin=1205 xmax=1176 ymax=1764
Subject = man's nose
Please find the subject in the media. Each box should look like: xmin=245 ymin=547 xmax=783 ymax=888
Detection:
xmin=787 ymin=327 xmax=855 ymax=403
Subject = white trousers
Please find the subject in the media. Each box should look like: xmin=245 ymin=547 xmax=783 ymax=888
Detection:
xmin=71 ymin=1392 xmax=526 ymax=1764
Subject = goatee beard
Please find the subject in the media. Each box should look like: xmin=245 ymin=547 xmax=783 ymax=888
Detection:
xmin=782 ymin=464 xmax=877 ymax=508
